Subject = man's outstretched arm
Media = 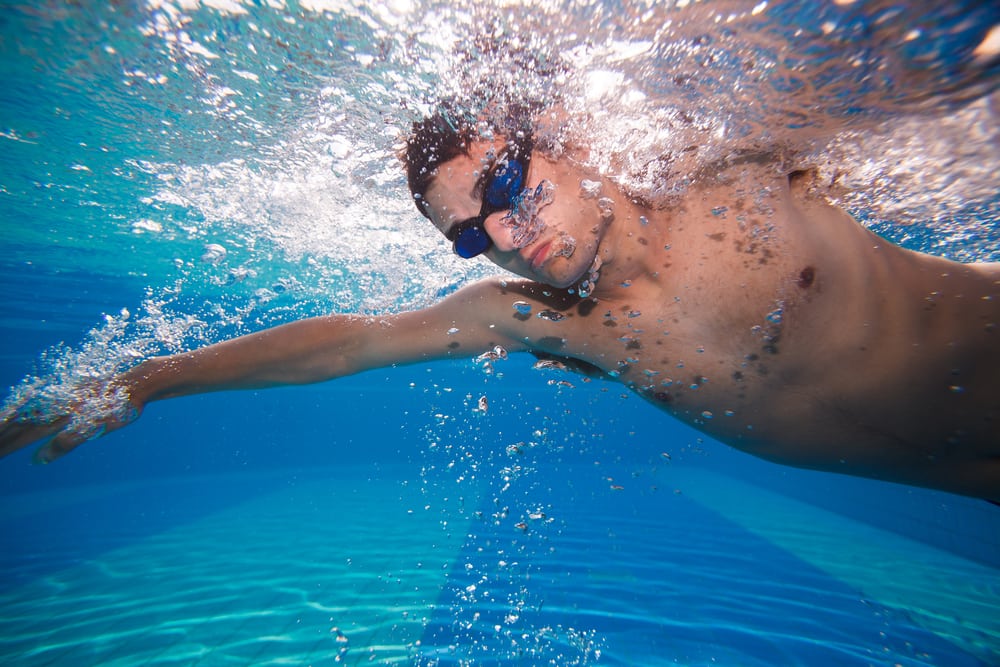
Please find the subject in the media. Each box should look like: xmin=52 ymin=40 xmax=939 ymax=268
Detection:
xmin=0 ymin=278 xmax=531 ymax=463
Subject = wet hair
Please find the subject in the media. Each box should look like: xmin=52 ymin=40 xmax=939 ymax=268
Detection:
xmin=404 ymin=103 xmax=477 ymax=219
xmin=403 ymin=100 xmax=539 ymax=218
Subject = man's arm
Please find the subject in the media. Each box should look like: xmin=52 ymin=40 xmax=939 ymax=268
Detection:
xmin=0 ymin=278 xmax=530 ymax=463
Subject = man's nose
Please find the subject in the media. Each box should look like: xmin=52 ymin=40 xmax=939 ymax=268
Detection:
xmin=483 ymin=213 xmax=518 ymax=253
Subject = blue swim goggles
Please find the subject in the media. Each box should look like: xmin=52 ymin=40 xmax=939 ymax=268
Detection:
xmin=445 ymin=136 xmax=532 ymax=259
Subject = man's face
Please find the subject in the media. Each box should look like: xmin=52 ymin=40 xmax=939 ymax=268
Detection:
xmin=422 ymin=137 xmax=606 ymax=289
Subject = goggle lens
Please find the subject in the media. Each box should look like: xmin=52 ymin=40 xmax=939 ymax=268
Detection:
xmin=453 ymin=224 xmax=492 ymax=259
xmin=483 ymin=160 xmax=525 ymax=210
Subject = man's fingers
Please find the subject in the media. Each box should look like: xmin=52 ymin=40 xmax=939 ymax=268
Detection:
xmin=1 ymin=391 xmax=141 ymax=463
xmin=33 ymin=429 xmax=91 ymax=464
xmin=0 ymin=417 xmax=70 ymax=458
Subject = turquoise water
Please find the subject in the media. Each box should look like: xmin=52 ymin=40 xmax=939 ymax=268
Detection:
xmin=2 ymin=1 xmax=1000 ymax=665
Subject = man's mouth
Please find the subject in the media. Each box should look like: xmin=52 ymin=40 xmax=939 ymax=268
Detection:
xmin=527 ymin=240 xmax=552 ymax=270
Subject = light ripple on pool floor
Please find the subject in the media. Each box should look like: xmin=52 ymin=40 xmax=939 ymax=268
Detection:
xmin=2 ymin=464 xmax=997 ymax=665
xmin=1 ymin=467 xmax=476 ymax=666
xmin=677 ymin=468 xmax=1000 ymax=665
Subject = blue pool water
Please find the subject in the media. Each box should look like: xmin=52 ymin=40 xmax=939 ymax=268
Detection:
xmin=2 ymin=1 xmax=999 ymax=665
xmin=3 ymin=363 xmax=999 ymax=665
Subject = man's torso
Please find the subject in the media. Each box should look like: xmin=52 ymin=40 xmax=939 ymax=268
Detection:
xmin=502 ymin=165 xmax=1000 ymax=496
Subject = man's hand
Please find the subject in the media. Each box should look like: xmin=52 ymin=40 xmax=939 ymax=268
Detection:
xmin=0 ymin=378 xmax=143 ymax=463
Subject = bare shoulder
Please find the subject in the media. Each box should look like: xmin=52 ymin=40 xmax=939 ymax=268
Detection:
xmin=416 ymin=277 xmax=582 ymax=321
xmin=383 ymin=278 xmax=598 ymax=361
xmin=452 ymin=277 xmax=600 ymax=350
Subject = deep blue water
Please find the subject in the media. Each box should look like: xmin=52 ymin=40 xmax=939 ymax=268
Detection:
xmin=3 ymin=260 xmax=1000 ymax=664
xmin=3 ymin=308 xmax=999 ymax=663
xmin=2 ymin=1 xmax=1000 ymax=665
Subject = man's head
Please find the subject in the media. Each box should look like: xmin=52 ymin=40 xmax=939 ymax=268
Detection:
xmin=404 ymin=102 xmax=613 ymax=290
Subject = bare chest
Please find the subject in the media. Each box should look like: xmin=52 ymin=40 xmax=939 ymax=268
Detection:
xmin=545 ymin=188 xmax=852 ymax=451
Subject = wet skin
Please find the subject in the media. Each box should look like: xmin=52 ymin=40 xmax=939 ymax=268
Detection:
xmin=1 ymin=138 xmax=998 ymax=501
xmin=422 ymin=139 xmax=1000 ymax=500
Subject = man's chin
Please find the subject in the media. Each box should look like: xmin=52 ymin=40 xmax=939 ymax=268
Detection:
xmin=497 ymin=256 xmax=585 ymax=290
xmin=535 ymin=263 xmax=587 ymax=290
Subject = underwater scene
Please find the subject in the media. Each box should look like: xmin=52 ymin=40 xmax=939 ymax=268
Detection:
xmin=1 ymin=1 xmax=999 ymax=665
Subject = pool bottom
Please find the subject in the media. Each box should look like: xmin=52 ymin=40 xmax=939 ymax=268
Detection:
xmin=677 ymin=469 xmax=1000 ymax=666
xmin=1 ymin=467 xmax=472 ymax=666
xmin=0 ymin=464 xmax=995 ymax=666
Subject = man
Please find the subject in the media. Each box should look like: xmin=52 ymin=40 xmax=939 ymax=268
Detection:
xmin=2 ymin=106 xmax=999 ymax=502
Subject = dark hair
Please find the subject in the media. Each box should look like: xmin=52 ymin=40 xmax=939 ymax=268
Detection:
xmin=404 ymin=104 xmax=477 ymax=219
xmin=403 ymin=101 xmax=539 ymax=218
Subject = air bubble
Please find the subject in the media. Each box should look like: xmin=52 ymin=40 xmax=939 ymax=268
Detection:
xmin=132 ymin=219 xmax=163 ymax=234
xmin=552 ymin=234 xmax=577 ymax=259
xmin=597 ymin=197 xmax=615 ymax=220
xmin=579 ymin=179 xmax=602 ymax=198
xmin=201 ymin=243 xmax=227 ymax=264
xmin=224 ymin=267 xmax=254 ymax=285
xmin=512 ymin=301 xmax=532 ymax=315
xmin=503 ymin=180 xmax=554 ymax=248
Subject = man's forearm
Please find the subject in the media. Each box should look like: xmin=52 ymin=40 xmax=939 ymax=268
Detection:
xmin=123 ymin=315 xmax=369 ymax=405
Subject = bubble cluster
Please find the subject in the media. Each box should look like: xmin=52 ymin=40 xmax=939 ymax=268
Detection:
xmin=502 ymin=180 xmax=556 ymax=249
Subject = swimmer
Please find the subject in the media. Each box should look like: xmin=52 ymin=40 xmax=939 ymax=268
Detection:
xmin=1 ymin=104 xmax=998 ymax=503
